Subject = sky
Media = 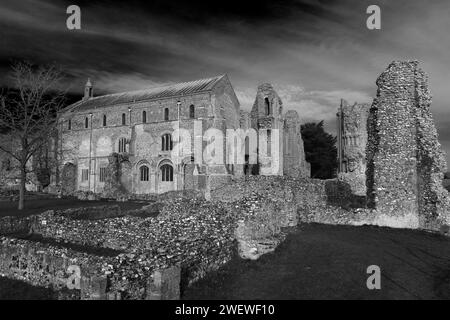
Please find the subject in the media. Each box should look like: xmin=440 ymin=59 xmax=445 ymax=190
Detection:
xmin=0 ymin=0 xmax=449 ymax=166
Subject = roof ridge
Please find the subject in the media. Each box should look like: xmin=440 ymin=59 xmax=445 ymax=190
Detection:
xmin=64 ymin=74 xmax=227 ymax=112
xmin=89 ymin=74 xmax=225 ymax=100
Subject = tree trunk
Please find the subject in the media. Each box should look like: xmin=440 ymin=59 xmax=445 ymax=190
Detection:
xmin=18 ymin=166 xmax=26 ymax=210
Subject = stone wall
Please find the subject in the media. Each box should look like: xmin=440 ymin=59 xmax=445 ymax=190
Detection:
xmin=211 ymin=175 xmax=369 ymax=258
xmin=0 ymin=197 xmax=239 ymax=298
xmin=250 ymin=83 xmax=284 ymax=176
xmin=0 ymin=236 xmax=116 ymax=299
xmin=366 ymin=60 xmax=450 ymax=230
xmin=55 ymin=75 xmax=240 ymax=197
xmin=283 ymin=110 xmax=310 ymax=178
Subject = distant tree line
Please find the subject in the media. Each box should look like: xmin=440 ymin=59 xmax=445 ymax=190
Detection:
xmin=300 ymin=121 xmax=337 ymax=180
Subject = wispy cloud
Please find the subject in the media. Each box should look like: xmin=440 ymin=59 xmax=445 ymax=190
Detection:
xmin=1 ymin=0 xmax=450 ymax=165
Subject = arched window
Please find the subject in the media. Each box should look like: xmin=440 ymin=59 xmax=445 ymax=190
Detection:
xmin=142 ymin=110 xmax=147 ymax=123
xmin=85 ymin=117 xmax=89 ymax=129
xmin=140 ymin=165 xmax=149 ymax=181
xmin=264 ymin=97 xmax=271 ymax=115
xmin=103 ymin=114 xmax=107 ymax=127
xmin=164 ymin=108 xmax=169 ymax=121
xmin=161 ymin=133 xmax=173 ymax=151
xmin=118 ymin=137 xmax=127 ymax=153
xmin=189 ymin=105 xmax=195 ymax=119
xmin=161 ymin=164 xmax=173 ymax=182
xmin=122 ymin=113 xmax=126 ymax=125
xmin=68 ymin=119 xmax=71 ymax=130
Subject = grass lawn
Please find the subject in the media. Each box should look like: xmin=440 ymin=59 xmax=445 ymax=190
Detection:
xmin=183 ymin=223 xmax=450 ymax=300
xmin=0 ymin=277 xmax=56 ymax=300
xmin=0 ymin=197 xmax=148 ymax=218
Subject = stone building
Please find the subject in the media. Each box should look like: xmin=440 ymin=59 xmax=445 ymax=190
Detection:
xmin=336 ymin=100 xmax=370 ymax=195
xmin=52 ymin=76 xmax=309 ymax=196
xmin=248 ymin=83 xmax=310 ymax=177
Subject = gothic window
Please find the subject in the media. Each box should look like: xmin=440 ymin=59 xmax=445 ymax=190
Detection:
xmin=122 ymin=113 xmax=126 ymax=125
xmin=85 ymin=117 xmax=89 ymax=129
xmin=264 ymin=97 xmax=271 ymax=115
xmin=189 ymin=105 xmax=195 ymax=119
xmin=118 ymin=137 xmax=127 ymax=153
xmin=99 ymin=167 xmax=107 ymax=182
xmin=142 ymin=110 xmax=147 ymax=123
xmin=161 ymin=164 xmax=173 ymax=182
xmin=164 ymin=108 xmax=169 ymax=121
xmin=140 ymin=165 xmax=149 ymax=181
xmin=267 ymin=129 xmax=272 ymax=156
xmin=103 ymin=114 xmax=107 ymax=127
xmin=81 ymin=169 xmax=89 ymax=181
xmin=68 ymin=119 xmax=71 ymax=130
xmin=161 ymin=133 xmax=173 ymax=151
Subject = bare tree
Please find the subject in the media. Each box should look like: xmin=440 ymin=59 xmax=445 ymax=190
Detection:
xmin=0 ymin=61 xmax=66 ymax=210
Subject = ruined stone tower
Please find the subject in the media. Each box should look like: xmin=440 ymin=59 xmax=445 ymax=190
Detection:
xmin=250 ymin=83 xmax=284 ymax=175
xmin=336 ymin=100 xmax=370 ymax=195
xmin=366 ymin=60 xmax=450 ymax=230
xmin=283 ymin=110 xmax=310 ymax=178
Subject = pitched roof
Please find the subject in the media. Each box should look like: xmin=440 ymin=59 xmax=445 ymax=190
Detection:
xmin=67 ymin=74 xmax=226 ymax=112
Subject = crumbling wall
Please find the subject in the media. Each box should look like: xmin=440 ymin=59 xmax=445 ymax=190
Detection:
xmin=366 ymin=60 xmax=450 ymax=230
xmin=0 ymin=236 xmax=116 ymax=299
xmin=283 ymin=110 xmax=310 ymax=178
xmin=337 ymin=102 xmax=370 ymax=195
xmin=414 ymin=67 xmax=450 ymax=229
xmin=102 ymin=153 xmax=129 ymax=198
xmin=250 ymin=83 xmax=284 ymax=176
xmin=0 ymin=197 xmax=239 ymax=298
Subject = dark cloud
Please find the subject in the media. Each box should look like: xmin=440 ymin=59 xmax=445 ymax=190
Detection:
xmin=1 ymin=0 xmax=450 ymax=165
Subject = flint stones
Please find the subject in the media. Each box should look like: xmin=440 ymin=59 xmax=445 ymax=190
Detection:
xmin=235 ymin=220 xmax=281 ymax=260
xmin=366 ymin=60 xmax=450 ymax=230
xmin=147 ymin=266 xmax=181 ymax=300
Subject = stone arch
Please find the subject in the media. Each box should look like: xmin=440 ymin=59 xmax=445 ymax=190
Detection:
xmin=157 ymin=159 xmax=175 ymax=193
xmin=135 ymin=159 xmax=153 ymax=187
xmin=61 ymin=162 xmax=77 ymax=195
xmin=135 ymin=159 xmax=153 ymax=170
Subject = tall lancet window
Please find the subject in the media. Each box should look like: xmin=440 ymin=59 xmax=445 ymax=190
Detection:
xmin=142 ymin=110 xmax=147 ymax=123
xmin=103 ymin=114 xmax=107 ymax=127
xmin=164 ymin=108 xmax=169 ymax=121
xmin=118 ymin=137 xmax=127 ymax=153
xmin=264 ymin=97 xmax=271 ymax=115
xmin=162 ymin=133 xmax=173 ymax=151
xmin=122 ymin=113 xmax=126 ymax=125
xmin=140 ymin=165 xmax=149 ymax=181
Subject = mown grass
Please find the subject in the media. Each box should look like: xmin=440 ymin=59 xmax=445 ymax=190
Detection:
xmin=183 ymin=223 xmax=450 ymax=300
xmin=0 ymin=197 xmax=147 ymax=218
